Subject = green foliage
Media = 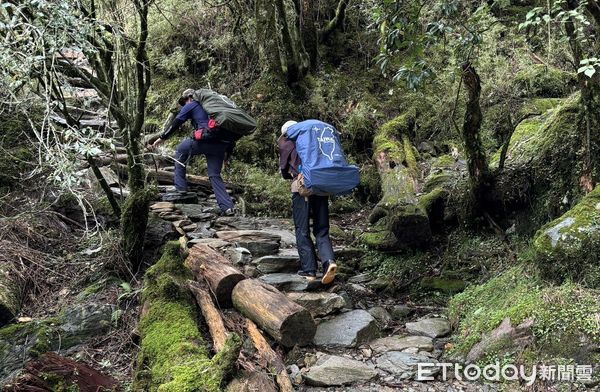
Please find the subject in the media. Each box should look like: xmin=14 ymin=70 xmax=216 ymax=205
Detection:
xmin=514 ymin=65 xmax=576 ymax=97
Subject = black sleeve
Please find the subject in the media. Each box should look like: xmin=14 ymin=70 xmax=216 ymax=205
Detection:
xmin=159 ymin=117 xmax=185 ymax=140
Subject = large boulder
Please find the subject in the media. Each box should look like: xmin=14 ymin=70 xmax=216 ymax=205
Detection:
xmin=533 ymin=185 xmax=600 ymax=288
xmin=313 ymin=309 xmax=379 ymax=347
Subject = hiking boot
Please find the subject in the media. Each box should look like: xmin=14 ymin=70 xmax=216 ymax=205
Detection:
xmin=297 ymin=270 xmax=316 ymax=281
xmin=221 ymin=208 xmax=236 ymax=217
xmin=321 ymin=261 xmax=337 ymax=285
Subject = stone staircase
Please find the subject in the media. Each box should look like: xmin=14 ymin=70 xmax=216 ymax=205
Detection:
xmin=147 ymin=189 xmax=490 ymax=392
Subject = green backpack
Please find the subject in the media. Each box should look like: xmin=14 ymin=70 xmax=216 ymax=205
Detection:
xmin=192 ymin=89 xmax=257 ymax=139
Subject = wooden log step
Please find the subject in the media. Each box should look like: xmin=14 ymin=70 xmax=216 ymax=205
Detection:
xmin=232 ymin=279 xmax=316 ymax=347
xmin=184 ymin=244 xmax=245 ymax=308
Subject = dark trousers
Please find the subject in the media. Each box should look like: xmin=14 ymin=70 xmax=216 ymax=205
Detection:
xmin=174 ymin=138 xmax=234 ymax=212
xmin=292 ymin=193 xmax=335 ymax=273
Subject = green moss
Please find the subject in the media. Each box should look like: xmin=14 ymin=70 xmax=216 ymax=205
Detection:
xmin=514 ymin=65 xmax=576 ymax=98
xmin=135 ymin=242 xmax=241 ymax=391
xmin=533 ymin=186 xmax=600 ymax=288
xmin=448 ymin=264 xmax=600 ymax=363
xmin=361 ymin=230 xmax=397 ymax=250
xmin=419 ymin=187 xmax=447 ymax=218
xmin=420 ymin=277 xmax=466 ymax=294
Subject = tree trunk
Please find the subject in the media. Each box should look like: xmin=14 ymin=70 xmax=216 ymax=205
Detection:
xmin=461 ymin=62 xmax=491 ymax=215
xmin=320 ymin=0 xmax=350 ymax=42
xmin=274 ymin=0 xmax=310 ymax=84
xmin=245 ymin=318 xmax=294 ymax=392
xmin=366 ymin=110 xmax=431 ymax=250
xmin=185 ymin=244 xmax=246 ymax=308
xmin=189 ymin=280 xmax=230 ymax=352
xmin=86 ymin=156 xmax=121 ymax=216
xmin=231 ymin=279 xmax=316 ymax=347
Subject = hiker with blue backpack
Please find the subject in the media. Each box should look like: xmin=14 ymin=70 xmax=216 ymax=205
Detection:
xmin=149 ymin=88 xmax=256 ymax=216
xmin=278 ymin=120 xmax=360 ymax=284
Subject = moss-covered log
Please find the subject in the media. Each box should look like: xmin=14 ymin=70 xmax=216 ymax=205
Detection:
xmin=364 ymin=110 xmax=431 ymax=250
xmin=134 ymin=242 xmax=242 ymax=391
xmin=533 ymin=185 xmax=600 ymax=288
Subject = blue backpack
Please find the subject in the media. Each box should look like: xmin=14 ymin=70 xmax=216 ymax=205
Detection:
xmin=286 ymin=120 xmax=359 ymax=195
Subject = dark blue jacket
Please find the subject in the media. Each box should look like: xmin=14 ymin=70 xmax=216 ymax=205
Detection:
xmin=160 ymin=101 xmax=211 ymax=140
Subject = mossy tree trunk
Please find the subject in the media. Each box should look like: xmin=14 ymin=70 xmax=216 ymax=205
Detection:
xmin=365 ymin=109 xmax=432 ymax=250
xmin=564 ymin=0 xmax=600 ymax=191
xmin=461 ymin=63 xmax=492 ymax=217
xmin=273 ymin=0 xmax=310 ymax=85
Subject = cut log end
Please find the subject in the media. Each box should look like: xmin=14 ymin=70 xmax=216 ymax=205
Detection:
xmin=280 ymin=308 xmax=317 ymax=347
xmin=214 ymin=275 xmax=246 ymax=308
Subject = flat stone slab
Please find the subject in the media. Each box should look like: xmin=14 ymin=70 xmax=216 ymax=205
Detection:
xmin=258 ymin=273 xmax=310 ymax=292
xmin=160 ymin=192 xmax=198 ymax=204
xmin=188 ymin=238 xmax=230 ymax=248
xmin=261 ymin=228 xmax=296 ymax=247
xmin=304 ymin=355 xmax=377 ymax=386
xmin=175 ymin=204 xmax=215 ymax=221
xmin=216 ymin=230 xmax=281 ymax=257
xmin=313 ymin=309 xmax=379 ymax=347
xmin=286 ymin=292 xmax=346 ymax=317
xmin=369 ymin=335 xmax=433 ymax=354
xmin=150 ymin=201 xmax=174 ymax=210
xmin=253 ymin=252 xmax=299 ymax=274
xmin=376 ymin=351 xmax=439 ymax=380
xmin=405 ymin=318 xmax=451 ymax=338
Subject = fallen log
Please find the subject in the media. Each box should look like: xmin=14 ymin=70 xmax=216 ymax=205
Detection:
xmin=246 ymin=318 xmax=294 ymax=392
xmin=134 ymin=242 xmax=241 ymax=391
xmin=232 ymin=279 xmax=316 ymax=347
xmin=189 ymin=280 xmax=230 ymax=352
xmin=185 ymin=244 xmax=245 ymax=308
xmin=112 ymin=163 xmax=240 ymax=191
xmin=3 ymin=352 xmax=117 ymax=392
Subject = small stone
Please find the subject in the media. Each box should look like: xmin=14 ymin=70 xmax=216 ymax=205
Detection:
xmin=225 ymin=247 xmax=252 ymax=265
xmin=369 ymin=335 xmax=434 ymax=354
xmin=376 ymin=351 xmax=439 ymax=380
xmin=286 ymin=292 xmax=346 ymax=317
xmin=361 ymin=348 xmax=373 ymax=358
xmin=304 ymin=353 xmax=318 ymax=367
xmin=368 ymin=306 xmax=392 ymax=326
xmin=150 ymin=202 xmax=174 ymax=210
xmin=390 ymin=305 xmax=413 ymax=320
xmin=182 ymin=224 xmax=197 ymax=232
xmin=405 ymin=318 xmax=451 ymax=338
xmin=172 ymin=219 xmax=193 ymax=229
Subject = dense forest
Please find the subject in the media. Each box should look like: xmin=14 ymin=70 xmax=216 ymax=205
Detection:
xmin=0 ymin=0 xmax=599 ymax=390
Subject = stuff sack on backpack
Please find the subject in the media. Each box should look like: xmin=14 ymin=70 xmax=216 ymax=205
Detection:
xmin=193 ymin=89 xmax=257 ymax=139
xmin=286 ymin=120 xmax=359 ymax=195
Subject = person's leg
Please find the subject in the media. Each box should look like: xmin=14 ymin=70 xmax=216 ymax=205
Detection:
xmin=205 ymin=146 xmax=234 ymax=212
xmin=174 ymin=138 xmax=195 ymax=191
xmin=310 ymin=195 xmax=337 ymax=284
xmin=292 ymin=193 xmax=318 ymax=276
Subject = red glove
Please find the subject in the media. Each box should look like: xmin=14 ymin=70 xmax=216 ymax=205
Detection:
xmin=208 ymin=118 xmax=217 ymax=129
xmin=193 ymin=129 xmax=203 ymax=140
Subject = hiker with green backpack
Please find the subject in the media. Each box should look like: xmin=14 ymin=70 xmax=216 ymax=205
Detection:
xmin=150 ymin=88 xmax=256 ymax=216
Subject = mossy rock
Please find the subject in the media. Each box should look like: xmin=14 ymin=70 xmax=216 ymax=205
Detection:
xmin=514 ymin=64 xmax=576 ymax=98
xmin=420 ymin=276 xmax=466 ymax=294
xmin=448 ymin=264 xmax=600 ymax=364
xmin=533 ymin=185 xmax=600 ymax=288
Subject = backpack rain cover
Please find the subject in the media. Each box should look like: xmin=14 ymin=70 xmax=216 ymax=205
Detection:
xmin=286 ymin=120 xmax=359 ymax=195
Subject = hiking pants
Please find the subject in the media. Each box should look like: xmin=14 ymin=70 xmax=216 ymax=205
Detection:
xmin=292 ymin=193 xmax=335 ymax=273
xmin=174 ymin=138 xmax=234 ymax=212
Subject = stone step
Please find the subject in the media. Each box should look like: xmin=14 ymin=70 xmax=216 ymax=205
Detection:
xmin=303 ymin=354 xmax=377 ymax=387
xmin=216 ymin=230 xmax=281 ymax=257
xmin=253 ymin=250 xmax=299 ymax=274
xmin=375 ymin=351 xmax=440 ymax=380
xmin=286 ymin=292 xmax=346 ymax=317
xmin=313 ymin=309 xmax=379 ymax=348
xmin=369 ymin=335 xmax=434 ymax=354
xmin=405 ymin=318 xmax=451 ymax=338
xmin=258 ymin=273 xmax=316 ymax=292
